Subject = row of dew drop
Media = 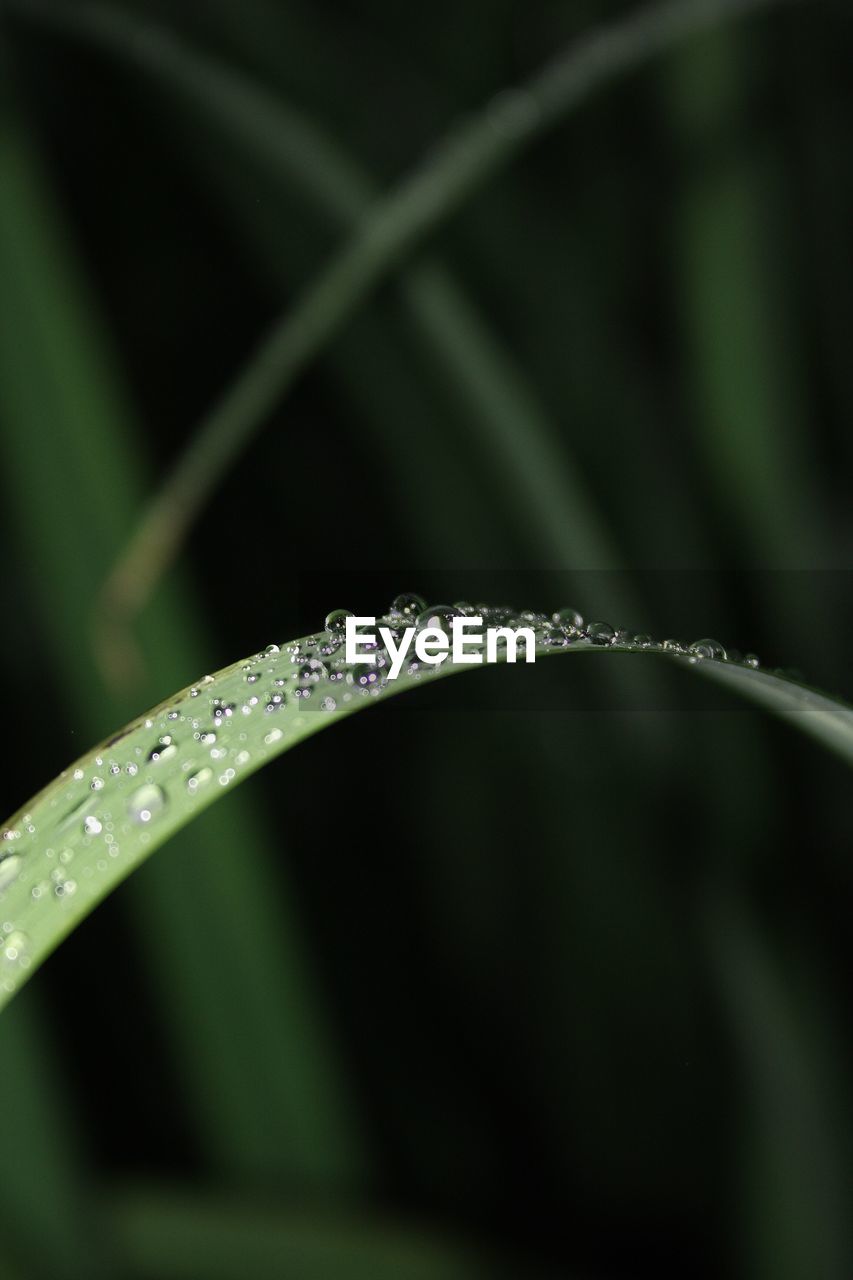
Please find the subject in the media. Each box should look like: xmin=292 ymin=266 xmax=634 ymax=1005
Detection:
xmin=322 ymin=594 xmax=761 ymax=667
xmin=0 ymin=594 xmax=766 ymax=990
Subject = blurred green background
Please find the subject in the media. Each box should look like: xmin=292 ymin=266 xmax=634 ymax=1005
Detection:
xmin=0 ymin=0 xmax=852 ymax=1276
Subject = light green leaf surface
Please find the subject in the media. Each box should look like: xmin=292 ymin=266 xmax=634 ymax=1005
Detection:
xmin=1 ymin=607 xmax=851 ymax=1012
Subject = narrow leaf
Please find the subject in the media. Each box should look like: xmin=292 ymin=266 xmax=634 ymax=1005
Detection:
xmin=1 ymin=605 xmax=851 ymax=1011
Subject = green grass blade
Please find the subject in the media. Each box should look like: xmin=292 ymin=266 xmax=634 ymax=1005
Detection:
xmin=0 ymin=78 xmax=126 ymax=1280
xmin=2 ymin=0 xmax=797 ymax=629
xmin=1 ymin=607 xmax=851 ymax=1012
xmin=0 ymin=1001 xmax=107 ymax=1279
xmin=692 ymin=659 xmax=853 ymax=765
xmin=705 ymin=892 xmax=852 ymax=1277
xmin=0 ymin=95 xmax=366 ymax=1187
xmin=75 ymin=0 xmax=625 ymax=578
xmin=664 ymin=23 xmax=840 ymax=677
xmin=667 ymin=26 xmax=825 ymax=568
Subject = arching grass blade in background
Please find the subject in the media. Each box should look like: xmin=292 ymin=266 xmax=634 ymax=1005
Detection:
xmin=2 ymin=603 xmax=853 ymax=1013
xmin=0 ymin=0 xmax=800 ymax=642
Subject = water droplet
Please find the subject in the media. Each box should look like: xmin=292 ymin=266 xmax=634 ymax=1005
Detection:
xmin=128 ymin=784 xmax=166 ymax=825
xmin=0 ymin=856 xmax=22 ymax=893
xmin=662 ymin=639 xmax=686 ymax=653
xmin=553 ymin=606 xmax=583 ymax=630
xmin=352 ymin=668 xmax=381 ymax=690
xmin=53 ymin=875 xmax=77 ymax=900
xmin=585 ymin=621 xmax=615 ymax=646
xmin=390 ymin=593 xmax=426 ymax=620
xmin=294 ymin=658 xmax=328 ymax=686
xmin=2 ymin=931 xmax=29 ymax=964
xmin=745 ymin=653 xmax=760 ymax=668
xmin=416 ymin=604 xmax=459 ymax=633
xmin=186 ymin=767 xmax=213 ymax=794
xmin=147 ymin=734 xmax=178 ymax=764
xmin=83 ymin=816 xmax=103 ymax=836
xmin=325 ymin=608 xmax=353 ymax=637
xmin=543 ymin=627 xmax=571 ymax=647
xmin=689 ymin=638 xmax=727 ymax=661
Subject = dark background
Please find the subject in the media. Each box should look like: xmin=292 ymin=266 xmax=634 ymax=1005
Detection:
xmin=0 ymin=1 xmax=852 ymax=1277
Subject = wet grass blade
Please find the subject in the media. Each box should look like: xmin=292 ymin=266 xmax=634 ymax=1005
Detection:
xmin=704 ymin=890 xmax=852 ymax=1276
xmin=1 ymin=613 xmax=852 ymax=1011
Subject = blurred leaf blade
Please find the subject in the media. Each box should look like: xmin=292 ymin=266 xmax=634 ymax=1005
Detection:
xmin=2 ymin=0 xmax=799 ymax=629
xmin=705 ymin=891 xmax=853 ymax=1277
xmin=109 ymin=1187 xmax=507 ymax=1280
xmin=0 ymin=91 xmax=368 ymax=1188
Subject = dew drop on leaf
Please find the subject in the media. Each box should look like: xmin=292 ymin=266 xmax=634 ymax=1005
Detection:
xmin=186 ymin=767 xmax=213 ymax=794
xmin=148 ymin=735 xmax=178 ymax=764
xmin=416 ymin=604 xmax=459 ymax=632
xmin=586 ymin=621 xmax=615 ymax=646
xmin=553 ymin=606 xmax=583 ymax=630
xmin=543 ymin=627 xmax=570 ymax=647
xmin=128 ymin=784 xmax=167 ymax=825
xmin=2 ymin=931 xmax=30 ymax=964
xmin=689 ymin=638 xmax=727 ymax=661
xmin=390 ymin=593 xmax=425 ymax=619
xmin=294 ymin=659 xmax=327 ymax=686
xmin=0 ymin=855 xmax=22 ymax=893
xmin=325 ymin=608 xmax=353 ymax=637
